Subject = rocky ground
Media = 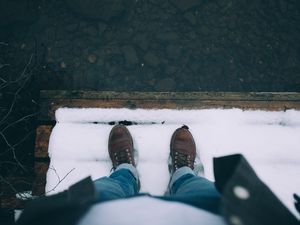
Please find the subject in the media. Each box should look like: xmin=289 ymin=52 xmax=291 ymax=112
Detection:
xmin=0 ymin=0 xmax=300 ymax=220
xmin=1 ymin=0 xmax=300 ymax=92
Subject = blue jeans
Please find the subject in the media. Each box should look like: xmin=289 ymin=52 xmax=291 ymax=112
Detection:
xmin=93 ymin=164 xmax=221 ymax=214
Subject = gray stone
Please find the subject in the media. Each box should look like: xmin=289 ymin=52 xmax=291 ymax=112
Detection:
xmin=149 ymin=0 xmax=160 ymax=5
xmin=108 ymin=65 xmax=119 ymax=77
xmin=104 ymin=45 xmax=121 ymax=55
xmin=66 ymin=23 xmax=78 ymax=32
xmin=0 ymin=0 xmax=39 ymax=26
xmin=183 ymin=12 xmax=197 ymax=25
xmin=166 ymin=45 xmax=181 ymax=60
xmin=134 ymin=34 xmax=149 ymax=50
xmin=144 ymin=52 xmax=160 ymax=67
xmin=278 ymin=0 xmax=288 ymax=13
xmin=156 ymin=32 xmax=179 ymax=42
xmin=169 ymin=0 xmax=201 ymax=11
xmin=121 ymin=45 xmax=139 ymax=64
xmin=43 ymin=27 xmax=56 ymax=43
xmin=187 ymin=31 xmax=197 ymax=39
xmin=87 ymin=53 xmax=98 ymax=63
xmin=65 ymin=0 xmax=133 ymax=21
xmin=98 ymin=22 xmax=107 ymax=35
xmin=84 ymin=26 xmax=98 ymax=36
xmin=96 ymin=58 xmax=104 ymax=66
xmin=165 ymin=66 xmax=178 ymax=75
xmin=155 ymin=78 xmax=176 ymax=91
xmin=60 ymin=61 xmax=67 ymax=69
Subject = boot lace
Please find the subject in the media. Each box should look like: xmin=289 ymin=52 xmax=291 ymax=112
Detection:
xmin=174 ymin=151 xmax=194 ymax=170
xmin=113 ymin=149 xmax=133 ymax=167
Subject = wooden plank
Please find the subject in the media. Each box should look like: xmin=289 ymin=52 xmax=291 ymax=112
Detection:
xmin=1 ymin=128 xmax=52 ymax=209
xmin=0 ymin=176 xmax=32 ymax=209
xmin=40 ymin=91 xmax=300 ymax=101
xmin=38 ymin=91 xmax=300 ymax=122
xmin=2 ymin=90 xmax=295 ymax=210
xmin=32 ymin=162 xmax=49 ymax=196
xmin=28 ymin=124 xmax=53 ymax=203
xmin=1 ymin=197 xmax=28 ymax=209
xmin=0 ymin=176 xmax=32 ymax=196
xmin=35 ymin=125 xmax=53 ymax=158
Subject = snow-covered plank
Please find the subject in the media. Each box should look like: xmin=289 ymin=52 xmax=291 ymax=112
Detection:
xmin=46 ymin=108 xmax=300 ymax=218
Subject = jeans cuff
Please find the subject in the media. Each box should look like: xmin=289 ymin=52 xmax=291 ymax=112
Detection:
xmin=115 ymin=163 xmax=139 ymax=181
xmin=169 ymin=166 xmax=196 ymax=188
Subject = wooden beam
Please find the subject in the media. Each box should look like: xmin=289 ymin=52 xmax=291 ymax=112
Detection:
xmin=0 ymin=177 xmax=32 ymax=196
xmin=35 ymin=125 xmax=53 ymax=158
xmin=1 ymin=197 xmax=28 ymax=209
xmin=2 ymin=90 xmax=298 ymax=210
xmin=40 ymin=91 xmax=300 ymax=101
xmin=32 ymin=162 xmax=49 ymax=196
xmin=33 ymin=124 xmax=52 ymax=196
xmin=2 ymin=124 xmax=52 ymax=209
xmin=39 ymin=91 xmax=300 ymax=122
xmin=0 ymin=176 xmax=32 ymax=209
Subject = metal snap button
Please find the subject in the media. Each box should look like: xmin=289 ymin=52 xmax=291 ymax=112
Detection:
xmin=233 ymin=185 xmax=250 ymax=200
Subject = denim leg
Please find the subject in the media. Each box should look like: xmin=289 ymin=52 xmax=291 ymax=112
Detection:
xmin=93 ymin=163 xmax=139 ymax=202
xmin=166 ymin=166 xmax=221 ymax=214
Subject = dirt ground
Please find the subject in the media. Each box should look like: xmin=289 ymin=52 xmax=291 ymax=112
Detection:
xmin=0 ymin=0 xmax=300 ymax=220
xmin=1 ymin=0 xmax=300 ymax=92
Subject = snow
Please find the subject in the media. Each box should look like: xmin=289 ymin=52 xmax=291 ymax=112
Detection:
xmin=46 ymin=108 xmax=300 ymax=217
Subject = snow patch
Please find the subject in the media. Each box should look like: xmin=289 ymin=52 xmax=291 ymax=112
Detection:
xmin=47 ymin=108 xmax=300 ymax=217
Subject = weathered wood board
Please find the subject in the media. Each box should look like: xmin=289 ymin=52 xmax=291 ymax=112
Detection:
xmin=0 ymin=176 xmax=32 ymax=209
xmin=2 ymin=91 xmax=300 ymax=209
xmin=39 ymin=91 xmax=300 ymax=122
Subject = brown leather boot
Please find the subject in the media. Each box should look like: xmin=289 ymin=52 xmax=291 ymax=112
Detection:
xmin=170 ymin=125 xmax=196 ymax=174
xmin=108 ymin=125 xmax=136 ymax=170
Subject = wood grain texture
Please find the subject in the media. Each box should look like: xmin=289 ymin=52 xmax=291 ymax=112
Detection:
xmin=40 ymin=90 xmax=300 ymax=101
xmin=0 ymin=177 xmax=32 ymax=196
xmin=1 ymin=197 xmax=28 ymax=209
xmin=4 ymin=91 xmax=299 ymax=209
xmin=2 ymin=124 xmax=52 ymax=209
xmin=35 ymin=125 xmax=53 ymax=158
xmin=0 ymin=176 xmax=32 ymax=209
xmin=39 ymin=91 xmax=300 ymax=121
xmin=32 ymin=162 xmax=49 ymax=196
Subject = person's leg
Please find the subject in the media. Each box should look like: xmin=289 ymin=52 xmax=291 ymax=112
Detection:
xmin=163 ymin=126 xmax=221 ymax=214
xmin=165 ymin=166 xmax=221 ymax=213
xmin=94 ymin=125 xmax=139 ymax=202
xmin=94 ymin=163 xmax=140 ymax=202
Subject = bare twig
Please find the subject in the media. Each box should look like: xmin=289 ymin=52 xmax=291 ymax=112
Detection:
xmin=0 ymin=55 xmax=34 ymax=125
xmin=2 ymin=112 xmax=38 ymax=132
xmin=0 ymin=63 xmax=10 ymax=69
xmin=0 ymin=175 xmax=19 ymax=197
xmin=0 ymin=54 xmax=33 ymax=90
xmin=12 ymin=130 xmax=34 ymax=148
xmin=45 ymin=167 xmax=76 ymax=194
xmin=0 ymin=131 xmax=14 ymax=150
xmin=0 ymin=175 xmax=33 ymax=200
xmin=12 ymin=148 xmax=26 ymax=171
xmin=0 ymin=175 xmax=32 ymax=200
xmin=0 ymin=76 xmax=7 ymax=83
xmin=0 ymin=131 xmax=34 ymax=157
xmin=0 ymin=131 xmax=27 ymax=171
xmin=0 ymin=50 xmax=38 ymax=202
